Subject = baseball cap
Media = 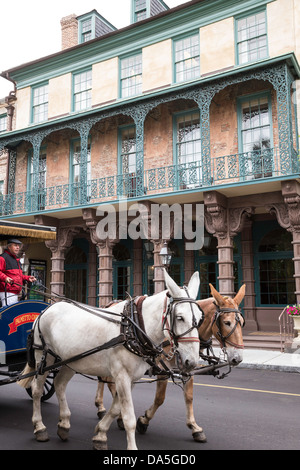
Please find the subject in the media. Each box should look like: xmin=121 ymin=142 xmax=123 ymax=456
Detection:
xmin=7 ymin=239 xmax=23 ymax=245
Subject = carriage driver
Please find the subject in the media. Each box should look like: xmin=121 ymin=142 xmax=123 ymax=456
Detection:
xmin=0 ymin=239 xmax=36 ymax=306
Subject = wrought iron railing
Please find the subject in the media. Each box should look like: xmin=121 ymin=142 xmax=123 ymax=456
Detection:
xmin=0 ymin=146 xmax=298 ymax=216
xmin=279 ymin=307 xmax=294 ymax=352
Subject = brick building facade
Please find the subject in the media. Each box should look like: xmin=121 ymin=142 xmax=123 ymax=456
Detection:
xmin=0 ymin=0 xmax=299 ymax=337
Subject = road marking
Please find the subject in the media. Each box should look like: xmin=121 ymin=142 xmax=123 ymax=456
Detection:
xmin=193 ymin=381 xmax=300 ymax=397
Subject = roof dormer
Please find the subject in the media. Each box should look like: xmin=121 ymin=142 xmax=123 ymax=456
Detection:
xmin=131 ymin=0 xmax=169 ymax=24
xmin=77 ymin=10 xmax=117 ymax=44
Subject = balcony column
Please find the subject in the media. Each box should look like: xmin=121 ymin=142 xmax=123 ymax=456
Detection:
xmin=267 ymin=64 xmax=294 ymax=175
xmin=192 ymin=89 xmax=213 ymax=186
xmin=124 ymin=105 xmax=151 ymax=196
xmin=45 ymin=227 xmax=80 ymax=297
xmin=77 ymin=122 xmax=92 ymax=205
xmin=27 ymin=132 xmax=47 ymax=211
xmin=204 ymin=190 xmax=253 ymax=297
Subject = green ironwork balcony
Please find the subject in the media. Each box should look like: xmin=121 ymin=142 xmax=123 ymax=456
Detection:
xmin=0 ymin=146 xmax=298 ymax=216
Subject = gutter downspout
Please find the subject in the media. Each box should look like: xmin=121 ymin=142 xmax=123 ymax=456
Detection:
xmin=0 ymin=72 xmax=17 ymax=195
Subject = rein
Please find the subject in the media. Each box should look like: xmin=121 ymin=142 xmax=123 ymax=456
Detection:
xmin=24 ymin=288 xmax=201 ymax=385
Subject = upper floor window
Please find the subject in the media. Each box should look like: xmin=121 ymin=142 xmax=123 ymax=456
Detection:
xmin=27 ymin=147 xmax=47 ymax=211
xmin=0 ymin=114 xmax=7 ymax=133
xmin=120 ymin=53 xmax=142 ymax=98
xmin=238 ymin=93 xmax=273 ymax=179
xmin=236 ymin=10 xmax=268 ymax=65
xmin=77 ymin=11 xmax=116 ymax=44
xmin=174 ymin=110 xmax=202 ymax=188
xmin=118 ymin=125 xmax=137 ymax=197
xmin=73 ymin=70 xmax=92 ymax=112
xmin=134 ymin=0 xmax=147 ymax=22
xmin=174 ymin=33 xmax=200 ymax=83
xmin=80 ymin=18 xmax=92 ymax=43
xmin=131 ymin=0 xmax=169 ymax=23
xmin=70 ymin=138 xmax=91 ymax=205
xmin=31 ymin=83 xmax=48 ymax=124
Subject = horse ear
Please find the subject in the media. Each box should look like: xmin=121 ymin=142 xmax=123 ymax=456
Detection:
xmin=187 ymin=271 xmax=200 ymax=299
xmin=209 ymin=283 xmax=226 ymax=307
xmin=163 ymin=268 xmax=182 ymax=298
xmin=234 ymin=284 xmax=246 ymax=306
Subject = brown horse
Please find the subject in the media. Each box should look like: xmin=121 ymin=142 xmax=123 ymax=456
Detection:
xmin=94 ymin=283 xmax=245 ymax=443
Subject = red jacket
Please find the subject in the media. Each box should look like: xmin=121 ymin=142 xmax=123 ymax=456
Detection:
xmin=0 ymin=250 xmax=31 ymax=294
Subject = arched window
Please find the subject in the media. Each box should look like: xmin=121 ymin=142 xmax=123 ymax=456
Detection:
xmin=65 ymin=240 xmax=88 ymax=303
xmin=113 ymin=242 xmax=132 ymax=299
xmin=255 ymin=227 xmax=295 ymax=305
xmin=168 ymin=240 xmax=184 ymax=287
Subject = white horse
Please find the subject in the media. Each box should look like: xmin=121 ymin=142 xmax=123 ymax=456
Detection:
xmin=18 ymin=269 xmax=202 ymax=450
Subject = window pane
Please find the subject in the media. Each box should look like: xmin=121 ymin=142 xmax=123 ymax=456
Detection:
xmin=174 ymin=34 xmax=200 ymax=83
xmin=32 ymin=84 xmax=48 ymax=123
xmin=121 ymin=54 xmax=142 ymax=98
xmin=237 ymin=11 xmax=267 ymax=64
xmin=73 ymin=70 xmax=92 ymax=111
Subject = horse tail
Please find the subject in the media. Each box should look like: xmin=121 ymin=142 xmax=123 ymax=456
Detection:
xmin=17 ymin=363 xmax=35 ymax=388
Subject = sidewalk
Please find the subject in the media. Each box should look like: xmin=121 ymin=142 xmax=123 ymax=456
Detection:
xmin=213 ymin=348 xmax=300 ymax=373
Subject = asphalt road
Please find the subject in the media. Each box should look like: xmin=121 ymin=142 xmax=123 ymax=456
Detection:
xmin=0 ymin=367 xmax=299 ymax=451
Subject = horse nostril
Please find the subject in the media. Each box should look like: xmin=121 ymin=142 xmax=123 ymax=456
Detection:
xmin=185 ymin=359 xmax=195 ymax=371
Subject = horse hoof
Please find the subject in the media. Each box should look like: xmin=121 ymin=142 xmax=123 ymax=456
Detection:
xmin=136 ymin=417 xmax=149 ymax=434
xmin=192 ymin=431 xmax=207 ymax=443
xmin=35 ymin=429 xmax=49 ymax=442
xmin=117 ymin=417 xmax=124 ymax=430
xmin=57 ymin=426 xmax=69 ymax=441
xmin=93 ymin=440 xmax=108 ymax=450
xmin=97 ymin=410 xmax=106 ymax=420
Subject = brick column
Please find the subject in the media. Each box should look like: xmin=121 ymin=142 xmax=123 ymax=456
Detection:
xmin=97 ymin=239 xmax=117 ymax=307
xmin=45 ymin=227 xmax=79 ymax=297
xmin=204 ymin=190 xmax=253 ymax=297
xmin=151 ymin=239 xmax=167 ymax=294
xmin=88 ymin=241 xmax=98 ymax=306
xmin=83 ymin=208 xmax=119 ymax=307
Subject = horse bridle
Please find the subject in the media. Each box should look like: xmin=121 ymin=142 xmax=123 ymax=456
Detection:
xmin=212 ymin=302 xmax=245 ymax=349
xmin=162 ymin=287 xmax=203 ymax=351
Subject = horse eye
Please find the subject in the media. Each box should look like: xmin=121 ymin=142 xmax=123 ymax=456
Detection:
xmin=224 ymin=321 xmax=231 ymax=327
xmin=176 ymin=315 xmax=184 ymax=322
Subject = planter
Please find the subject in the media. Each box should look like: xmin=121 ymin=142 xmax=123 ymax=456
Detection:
xmin=292 ymin=316 xmax=300 ymax=346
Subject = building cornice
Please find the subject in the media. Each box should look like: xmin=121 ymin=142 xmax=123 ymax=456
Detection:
xmin=0 ymin=52 xmax=298 ymax=143
xmin=1 ymin=0 xmax=275 ymax=90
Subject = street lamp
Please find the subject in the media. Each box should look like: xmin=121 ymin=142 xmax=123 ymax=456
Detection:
xmin=159 ymin=241 xmax=172 ymax=270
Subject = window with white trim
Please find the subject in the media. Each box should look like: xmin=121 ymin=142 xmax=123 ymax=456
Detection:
xmin=236 ymin=10 xmax=268 ymax=65
xmin=174 ymin=33 xmax=200 ymax=83
xmin=73 ymin=70 xmax=92 ymax=112
xmin=120 ymin=54 xmax=142 ymax=98
xmin=32 ymin=84 xmax=48 ymax=123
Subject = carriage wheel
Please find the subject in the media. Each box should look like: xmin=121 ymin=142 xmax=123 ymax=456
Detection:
xmin=26 ymin=371 xmax=56 ymax=402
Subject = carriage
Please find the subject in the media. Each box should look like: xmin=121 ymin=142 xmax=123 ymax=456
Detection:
xmin=0 ymin=220 xmax=57 ymax=401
